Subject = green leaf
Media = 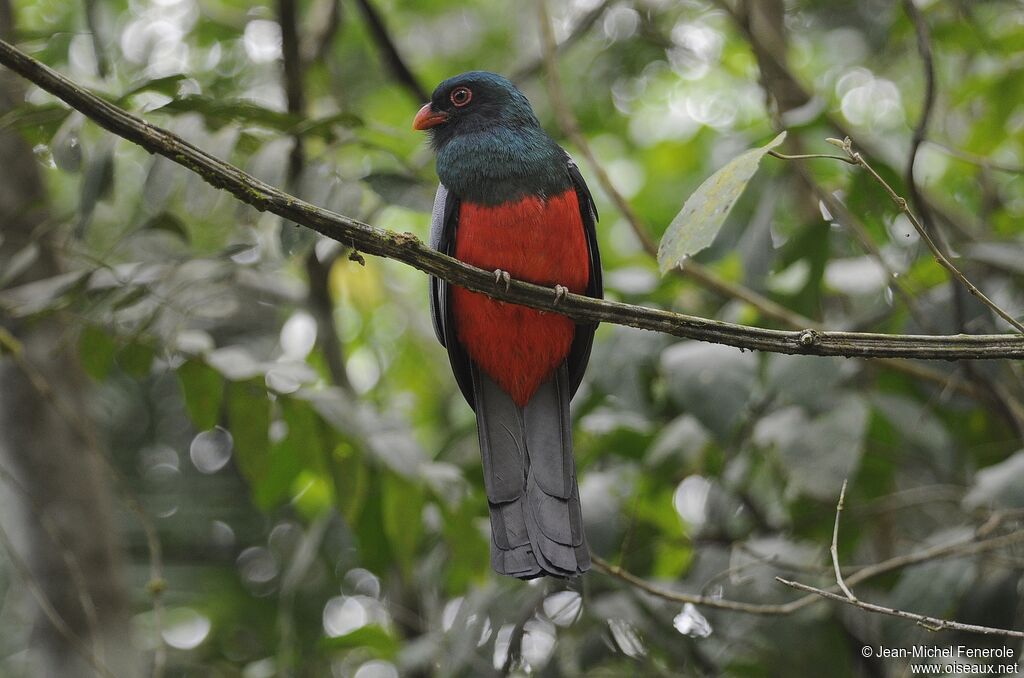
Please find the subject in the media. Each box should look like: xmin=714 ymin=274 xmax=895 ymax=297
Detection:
xmin=355 ymin=474 xmax=392 ymax=573
xmin=177 ymin=360 xmax=224 ymax=430
xmin=116 ymin=342 xmax=154 ymax=377
xmin=382 ymin=473 xmax=422 ymax=577
xmin=77 ymin=141 xmax=116 ymax=234
xmin=254 ymin=398 xmax=321 ymax=509
xmin=227 ymin=379 xmax=272 ymax=500
xmin=331 ymin=441 xmax=369 ymax=524
xmin=156 ymin=95 xmax=300 ymax=131
xmin=320 ymin=625 xmax=398 ymax=658
xmin=657 ymin=132 xmax=786 ymax=273
xmin=142 ymin=213 xmax=191 ymax=242
xmin=79 ymin=325 xmax=116 ymax=380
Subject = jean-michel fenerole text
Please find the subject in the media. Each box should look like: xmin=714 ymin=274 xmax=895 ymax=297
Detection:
xmin=874 ymin=646 xmax=1015 ymax=660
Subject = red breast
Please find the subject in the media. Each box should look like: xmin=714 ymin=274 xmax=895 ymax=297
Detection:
xmin=452 ymin=189 xmax=590 ymax=406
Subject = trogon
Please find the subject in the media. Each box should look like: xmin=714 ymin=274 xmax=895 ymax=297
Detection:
xmin=413 ymin=71 xmax=602 ymax=579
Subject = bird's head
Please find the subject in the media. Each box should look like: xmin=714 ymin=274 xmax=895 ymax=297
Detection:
xmin=413 ymin=71 xmax=541 ymax=150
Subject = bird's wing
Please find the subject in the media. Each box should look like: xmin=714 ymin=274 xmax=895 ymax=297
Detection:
xmin=565 ymin=158 xmax=603 ymax=398
xmin=428 ymin=184 xmax=475 ymax=407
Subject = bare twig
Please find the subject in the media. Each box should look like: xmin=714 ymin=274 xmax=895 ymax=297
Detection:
xmin=279 ymin=0 xmax=305 ymax=180
xmin=767 ymin=150 xmax=855 ymax=164
xmin=778 ymin=484 xmax=1024 ymax=638
xmin=351 ymin=0 xmax=428 ymax=101
xmin=0 ymin=461 xmax=103 ymax=668
xmin=829 ymin=136 xmax=1024 ymax=334
xmin=4 ymin=40 xmax=1024 ymax=360
xmin=926 ymin=140 xmax=1024 ymax=175
xmin=0 ymin=326 xmax=166 ymax=678
xmin=795 ymin=161 xmax=934 ymax=331
xmin=830 ymin=480 xmax=857 ymax=602
xmin=532 ymin=0 xmax=992 ymax=399
xmin=775 ymin=577 xmax=1024 ymax=639
xmin=902 ymin=0 xmax=937 ymax=241
xmin=304 ymin=0 xmax=342 ymax=65
xmin=276 ymin=0 xmax=351 ymax=391
xmin=501 ymin=588 xmax=546 ymax=676
xmin=511 ymin=0 xmax=615 ymax=82
xmin=591 ymin=527 xmax=1024 ymax=616
xmin=82 ymin=0 xmax=108 ymax=79
xmin=899 ymin=0 xmax=1024 ymax=435
xmin=0 ymin=520 xmax=119 ymax=678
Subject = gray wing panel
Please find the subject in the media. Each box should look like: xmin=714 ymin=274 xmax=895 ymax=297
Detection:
xmin=428 ymin=184 xmax=451 ymax=346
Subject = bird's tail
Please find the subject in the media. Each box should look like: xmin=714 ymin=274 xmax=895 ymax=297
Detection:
xmin=472 ymin=363 xmax=589 ymax=579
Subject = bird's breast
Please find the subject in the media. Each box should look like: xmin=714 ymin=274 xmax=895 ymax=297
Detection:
xmin=452 ymin=189 xmax=590 ymax=406
xmin=454 ymin=190 xmax=589 ymax=288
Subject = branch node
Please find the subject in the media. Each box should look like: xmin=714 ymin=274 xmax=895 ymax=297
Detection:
xmin=394 ymin=231 xmax=421 ymax=248
xmin=917 ymin=619 xmax=946 ymax=632
xmin=798 ymin=329 xmax=820 ymax=347
xmin=146 ymin=578 xmax=168 ymax=595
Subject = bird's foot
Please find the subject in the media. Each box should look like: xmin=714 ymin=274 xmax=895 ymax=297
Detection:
xmin=552 ymin=284 xmax=569 ymax=306
xmin=494 ymin=269 xmax=511 ymax=292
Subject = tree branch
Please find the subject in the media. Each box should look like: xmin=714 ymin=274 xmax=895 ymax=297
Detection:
xmin=532 ymin=0 xmax=1000 ymax=401
xmin=510 ymin=0 xmax=615 ymax=83
xmin=0 ymin=519 xmax=119 ymax=678
xmin=592 ymin=526 xmax=1024 ymax=617
xmin=351 ymin=0 xmax=428 ymax=102
xmin=830 ymin=479 xmax=858 ymax=602
xmin=787 ymin=485 xmax=1024 ymax=639
xmin=3 ymin=39 xmax=1024 ymax=360
xmin=829 ymin=136 xmax=1024 ymax=334
xmin=776 ymin=576 xmax=1024 ymax=638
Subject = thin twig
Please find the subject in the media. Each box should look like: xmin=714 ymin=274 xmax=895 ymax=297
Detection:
xmin=591 ymin=526 xmax=1024 ymax=616
xmin=351 ymin=0 xmax=428 ymax=101
xmin=4 ymin=40 xmax=1024 ymax=361
xmin=279 ymin=0 xmax=305 ymax=180
xmin=0 ymin=461 xmax=104 ymax=668
xmin=899 ymin=0 xmax=1024 ymax=435
xmin=0 ymin=326 xmax=166 ymax=678
xmin=304 ymin=0 xmax=342 ymax=65
xmin=767 ymin=150 xmax=855 ymax=164
xmin=902 ymin=0 xmax=937 ymax=243
xmin=510 ymin=0 xmax=615 ymax=82
xmin=926 ymin=140 xmax=1024 ymax=175
xmin=532 ymin=0 xmax=989 ymax=399
xmin=82 ymin=0 xmax=108 ymax=79
xmin=501 ymin=588 xmax=546 ymax=675
xmin=829 ymin=136 xmax=1024 ymax=334
xmin=775 ymin=577 xmax=1024 ymax=638
xmin=785 ymin=485 xmax=1024 ymax=638
xmin=0 ymin=520 xmax=119 ymax=678
xmin=712 ymin=0 xmax=982 ymax=247
xmin=830 ymin=480 xmax=857 ymax=602
xmin=792 ymin=160 xmax=934 ymax=332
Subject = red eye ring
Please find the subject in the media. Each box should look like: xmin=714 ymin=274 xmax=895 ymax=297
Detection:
xmin=450 ymin=86 xmax=472 ymax=107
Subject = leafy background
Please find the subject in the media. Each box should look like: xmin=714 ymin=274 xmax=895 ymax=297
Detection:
xmin=2 ymin=0 xmax=1024 ymax=676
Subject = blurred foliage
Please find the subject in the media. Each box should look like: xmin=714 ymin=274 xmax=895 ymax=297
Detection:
xmin=2 ymin=0 xmax=1024 ymax=676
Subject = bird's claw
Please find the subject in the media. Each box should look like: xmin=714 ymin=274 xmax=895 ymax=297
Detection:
xmin=494 ymin=269 xmax=511 ymax=292
xmin=552 ymin=284 xmax=569 ymax=306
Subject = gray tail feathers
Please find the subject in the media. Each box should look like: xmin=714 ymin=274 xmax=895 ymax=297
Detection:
xmin=472 ymin=362 xmax=590 ymax=579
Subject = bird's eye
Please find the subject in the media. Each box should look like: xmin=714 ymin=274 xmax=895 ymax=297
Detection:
xmin=450 ymin=87 xmax=472 ymax=108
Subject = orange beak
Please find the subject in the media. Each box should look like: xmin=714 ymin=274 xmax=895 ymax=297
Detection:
xmin=413 ymin=103 xmax=449 ymax=130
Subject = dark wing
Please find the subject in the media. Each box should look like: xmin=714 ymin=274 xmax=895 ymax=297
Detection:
xmin=565 ymin=159 xmax=603 ymax=398
xmin=428 ymin=184 xmax=475 ymax=407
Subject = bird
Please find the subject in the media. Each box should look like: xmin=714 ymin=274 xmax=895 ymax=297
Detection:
xmin=413 ymin=71 xmax=602 ymax=579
